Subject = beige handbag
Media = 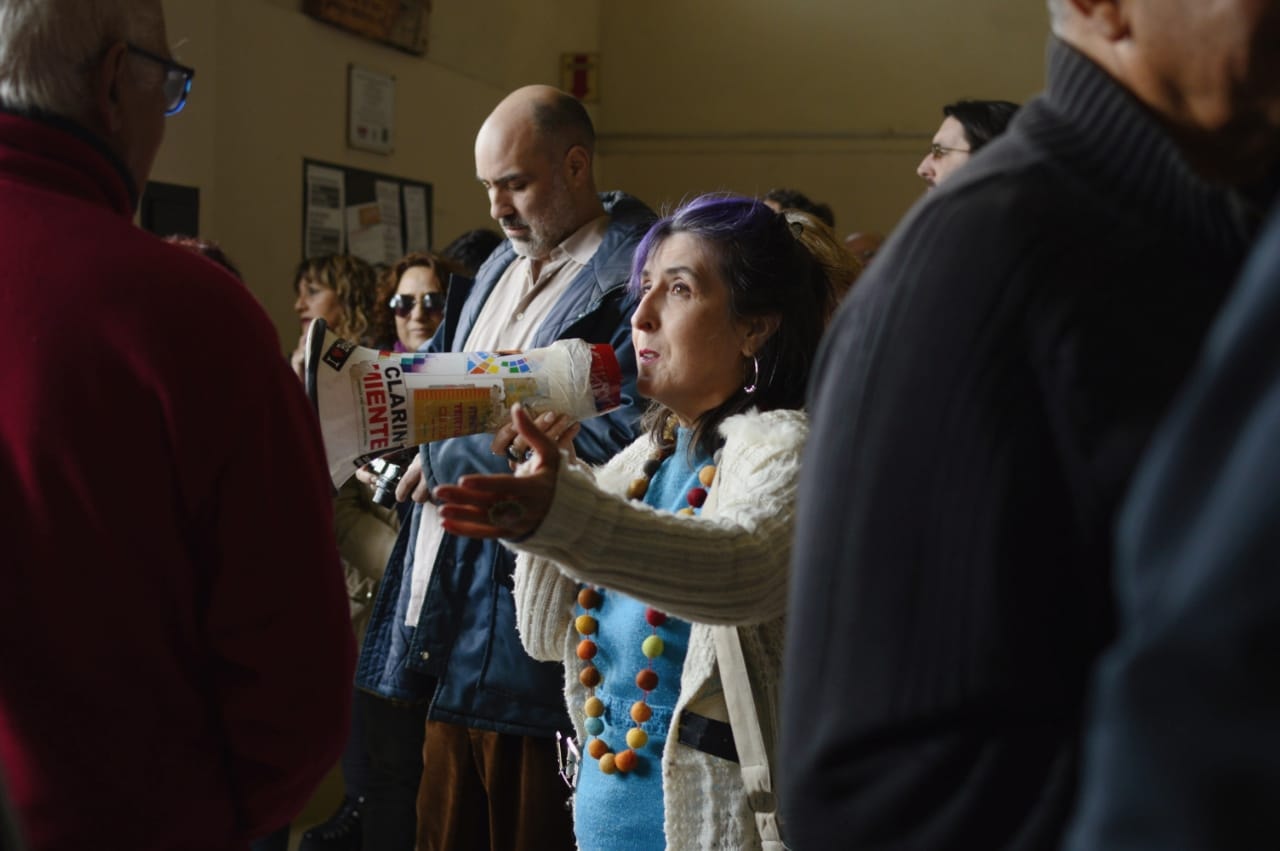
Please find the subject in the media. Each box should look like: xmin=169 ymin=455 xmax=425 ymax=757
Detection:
xmin=703 ymin=472 xmax=788 ymax=850
xmin=714 ymin=624 xmax=787 ymax=850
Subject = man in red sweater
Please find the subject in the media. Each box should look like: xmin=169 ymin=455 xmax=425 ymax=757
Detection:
xmin=0 ymin=2 xmax=355 ymax=848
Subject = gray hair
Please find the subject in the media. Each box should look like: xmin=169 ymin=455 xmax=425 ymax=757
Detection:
xmin=0 ymin=0 xmax=165 ymax=124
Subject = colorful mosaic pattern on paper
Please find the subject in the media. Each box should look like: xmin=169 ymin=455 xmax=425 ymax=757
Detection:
xmin=467 ymin=352 xmax=534 ymax=375
xmin=396 ymin=354 xmax=432 ymax=373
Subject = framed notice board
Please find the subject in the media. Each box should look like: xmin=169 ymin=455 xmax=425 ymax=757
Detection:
xmin=302 ymin=157 xmax=432 ymax=264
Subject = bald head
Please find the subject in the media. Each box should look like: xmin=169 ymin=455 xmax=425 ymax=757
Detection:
xmin=474 ymin=86 xmax=604 ymax=259
xmin=479 ymin=85 xmax=595 ymax=163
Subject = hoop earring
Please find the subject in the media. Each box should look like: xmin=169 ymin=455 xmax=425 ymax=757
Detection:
xmin=743 ymin=356 xmax=759 ymax=394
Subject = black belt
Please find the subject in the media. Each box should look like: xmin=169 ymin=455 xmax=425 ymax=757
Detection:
xmin=678 ymin=711 xmax=739 ymax=763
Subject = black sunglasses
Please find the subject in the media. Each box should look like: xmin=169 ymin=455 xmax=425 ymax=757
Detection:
xmin=126 ymin=43 xmax=195 ymax=116
xmin=389 ymin=292 xmax=445 ymax=318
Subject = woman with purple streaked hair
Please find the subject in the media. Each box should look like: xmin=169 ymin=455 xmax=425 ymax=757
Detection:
xmin=433 ymin=194 xmax=831 ymax=849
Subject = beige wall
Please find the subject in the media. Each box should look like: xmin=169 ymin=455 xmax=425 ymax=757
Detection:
xmin=596 ymin=0 xmax=1050 ymax=232
xmin=152 ymin=0 xmax=1050 ymax=352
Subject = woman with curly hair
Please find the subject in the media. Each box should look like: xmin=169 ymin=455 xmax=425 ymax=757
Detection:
xmin=289 ymin=254 xmax=382 ymax=378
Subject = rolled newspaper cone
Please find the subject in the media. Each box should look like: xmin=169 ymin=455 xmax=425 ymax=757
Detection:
xmin=304 ymin=319 xmax=623 ymax=487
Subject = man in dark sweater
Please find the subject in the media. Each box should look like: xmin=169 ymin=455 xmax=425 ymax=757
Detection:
xmin=782 ymin=1 xmax=1280 ymax=848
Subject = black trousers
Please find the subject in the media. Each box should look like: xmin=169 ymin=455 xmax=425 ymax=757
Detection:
xmin=358 ymin=690 xmax=430 ymax=851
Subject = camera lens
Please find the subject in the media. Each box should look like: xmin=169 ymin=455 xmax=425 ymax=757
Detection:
xmin=371 ymin=461 xmax=403 ymax=508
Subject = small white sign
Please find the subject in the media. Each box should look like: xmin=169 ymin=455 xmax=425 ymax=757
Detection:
xmin=403 ymin=185 xmax=429 ymax=252
xmin=348 ymin=65 xmax=395 ymax=154
xmin=304 ymin=163 xmax=346 ymax=257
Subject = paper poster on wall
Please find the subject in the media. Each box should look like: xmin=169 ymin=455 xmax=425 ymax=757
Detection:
xmin=345 ymin=203 xmax=394 ymax=265
xmin=348 ymin=65 xmax=395 ymax=155
xmin=305 ymin=164 xmax=346 ymax=256
xmin=403 ymin=185 xmax=429 ymax=252
xmin=376 ymin=180 xmax=403 ymax=260
xmin=302 ymin=158 xmax=433 ymax=262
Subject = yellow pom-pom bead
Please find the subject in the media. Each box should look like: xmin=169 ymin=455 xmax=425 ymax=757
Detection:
xmin=626 ymin=727 xmax=649 ymax=749
xmin=698 ymin=465 xmax=717 ymax=487
xmin=598 ymin=753 xmax=617 ymax=774
xmin=575 ymin=614 xmax=598 ymax=636
xmin=626 ymin=478 xmax=649 ymax=500
xmin=641 ymin=635 xmax=664 ymax=659
xmin=584 ymin=697 xmax=604 ymax=717
xmin=677 ymin=506 xmax=695 ymax=516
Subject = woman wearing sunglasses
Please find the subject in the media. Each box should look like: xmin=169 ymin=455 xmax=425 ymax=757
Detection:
xmin=386 ymin=251 xmax=463 ymax=352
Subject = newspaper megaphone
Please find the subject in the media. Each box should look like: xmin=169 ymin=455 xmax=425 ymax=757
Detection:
xmin=303 ymin=319 xmax=624 ymax=488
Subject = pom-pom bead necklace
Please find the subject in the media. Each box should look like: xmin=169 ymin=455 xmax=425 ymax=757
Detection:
xmin=577 ymin=416 xmax=716 ymax=777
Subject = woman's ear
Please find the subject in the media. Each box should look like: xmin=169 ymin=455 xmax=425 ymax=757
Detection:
xmin=741 ymin=313 xmax=781 ymax=357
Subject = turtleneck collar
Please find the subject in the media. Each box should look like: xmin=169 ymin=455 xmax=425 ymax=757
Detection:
xmin=0 ymin=104 xmax=138 ymax=215
xmin=1027 ymin=37 xmax=1260 ymax=258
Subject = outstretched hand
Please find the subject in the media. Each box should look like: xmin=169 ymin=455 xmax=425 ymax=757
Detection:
xmin=434 ymin=404 xmax=562 ymax=539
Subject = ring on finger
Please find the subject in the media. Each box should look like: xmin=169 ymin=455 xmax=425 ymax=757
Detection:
xmin=488 ymin=499 xmax=526 ymax=527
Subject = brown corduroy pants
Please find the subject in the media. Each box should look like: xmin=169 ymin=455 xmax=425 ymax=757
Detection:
xmin=415 ymin=719 xmax=575 ymax=851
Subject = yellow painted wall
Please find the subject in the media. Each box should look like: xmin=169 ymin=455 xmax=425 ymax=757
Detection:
xmin=595 ymin=0 xmax=1050 ymax=233
xmin=152 ymin=0 xmax=1050 ymax=353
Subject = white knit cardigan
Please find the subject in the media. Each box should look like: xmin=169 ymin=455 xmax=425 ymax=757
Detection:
xmin=510 ymin=407 xmax=807 ymax=851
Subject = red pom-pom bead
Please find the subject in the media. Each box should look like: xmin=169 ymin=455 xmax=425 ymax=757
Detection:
xmin=645 ymin=608 xmax=667 ymax=627
xmin=686 ymin=487 xmax=707 ymax=508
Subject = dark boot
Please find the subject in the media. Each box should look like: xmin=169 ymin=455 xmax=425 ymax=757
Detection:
xmin=298 ymin=796 xmax=364 ymax=851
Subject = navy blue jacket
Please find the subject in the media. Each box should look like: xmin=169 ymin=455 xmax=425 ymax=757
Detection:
xmin=1064 ymin=199 xmax=1280 ymax=851
xmin=357 ymin=192 xmax=654 ymax=737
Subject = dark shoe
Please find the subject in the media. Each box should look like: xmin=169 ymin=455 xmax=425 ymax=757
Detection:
xmin=298 ymin=796 xmax=364 ymax=851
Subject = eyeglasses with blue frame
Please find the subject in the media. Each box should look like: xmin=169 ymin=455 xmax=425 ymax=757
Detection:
xmin=125 ymin=43 xmax=195 ymax=116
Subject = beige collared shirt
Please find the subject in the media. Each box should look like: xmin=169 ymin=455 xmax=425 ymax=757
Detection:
xmin=462 ymin=214 xmax=610 ymax=352
xmin=406 ymin=213 xmax=611 ymax=626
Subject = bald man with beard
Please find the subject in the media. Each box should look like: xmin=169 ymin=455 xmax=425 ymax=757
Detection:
xmin=355 ymin=85 xmax=653 ymax=850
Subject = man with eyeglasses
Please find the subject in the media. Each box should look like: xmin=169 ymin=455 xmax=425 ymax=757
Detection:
xmin=0 ymin=2 xmax=354 ymax=849
xmin=916 ymin=99 xmax=1020 ymax=188
xmin=785 ymin=0 xmax=1280 ymax=848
